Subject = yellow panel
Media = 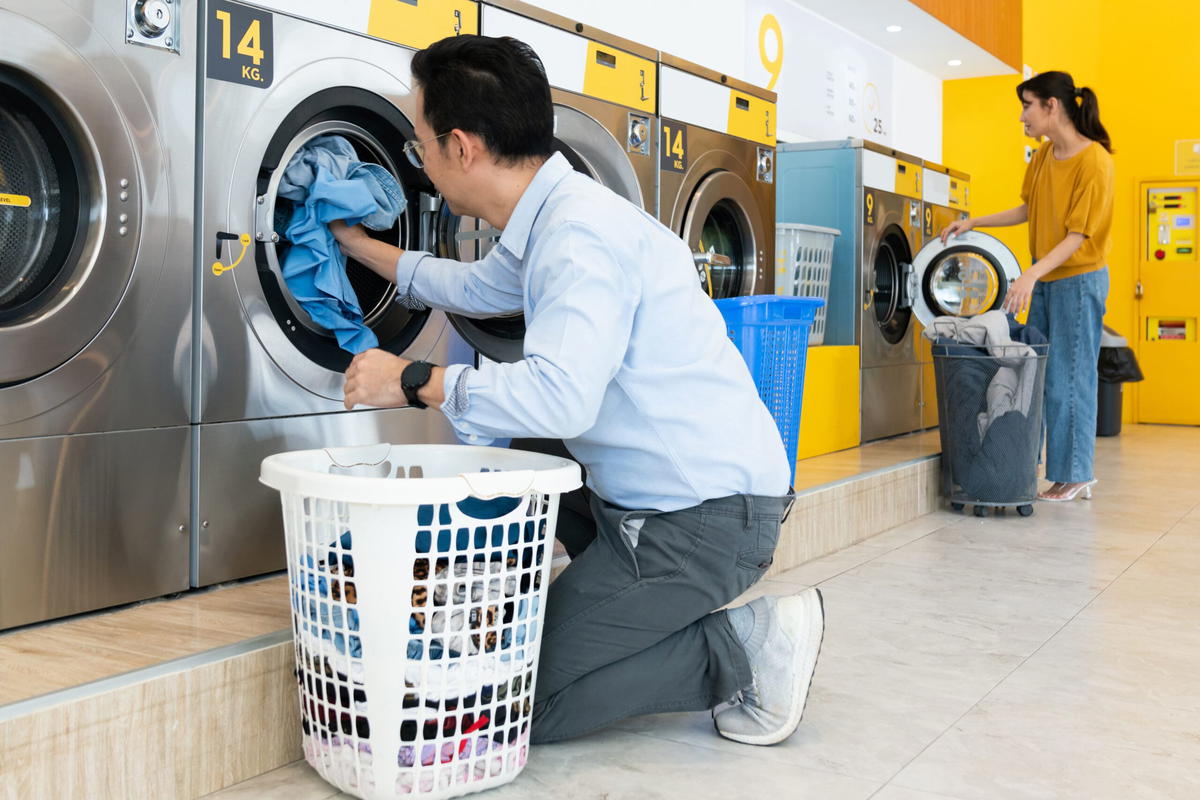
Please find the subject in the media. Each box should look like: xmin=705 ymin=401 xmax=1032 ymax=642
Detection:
xmin=726 ymin=90 xmax=776 ymax=146
xmin=367 ymin=0 xmax=479 ymax=50
xmin=0 ymin=193 xmax=31 ymax=208
xmin=581 ymin=41 xmax=655 ymax=113
xmin=795 ymin=346 xmax=861 ymax=461
xmin=1145 ymin=186 xmax=1197 ymax=262
xmin=894 ymin=160 xmax=922 ymax=200
xmin=948 ymin=177 xmax=970 ymax=211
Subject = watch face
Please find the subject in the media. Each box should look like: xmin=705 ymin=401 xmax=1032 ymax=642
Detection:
xmin=403 ymin=360 xmax=434 ymax=390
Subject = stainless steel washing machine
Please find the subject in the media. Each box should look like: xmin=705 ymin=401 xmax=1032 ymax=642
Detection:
xmin=440 ymin=0 xmax=659 ymax=363
xmin=859 ymin=144 xmax=925 ymax=441
xmin=194 ymin=1 xmax=473 ymax=586
xmin=658 ymin=53 xmax=776 ymax=300
xmin=919 ymin=162 xmax=972 ymax=429
xmin=0 ymin=0 xmax=194 ymax=629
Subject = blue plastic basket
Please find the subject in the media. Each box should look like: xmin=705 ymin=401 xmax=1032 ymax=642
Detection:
xmin=714 ymin=295 xmax=825 ymax=483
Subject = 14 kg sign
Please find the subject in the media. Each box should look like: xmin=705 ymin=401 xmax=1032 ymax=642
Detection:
xmin=207 ymin=1 xmax=274 ymax=88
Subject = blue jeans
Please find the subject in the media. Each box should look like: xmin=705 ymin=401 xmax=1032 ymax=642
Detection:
xmin=1025 ymin=268 xmax=1109 ymax=484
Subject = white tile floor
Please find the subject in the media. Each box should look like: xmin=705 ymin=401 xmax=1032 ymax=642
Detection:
xmin=207 ymin=425 xmax=1200 ymax=800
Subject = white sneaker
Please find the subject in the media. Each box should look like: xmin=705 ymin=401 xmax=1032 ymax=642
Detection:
xmin=714 ymin=588 xmax=825 ymax=745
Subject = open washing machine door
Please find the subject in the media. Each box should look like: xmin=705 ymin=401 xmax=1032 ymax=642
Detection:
xmin=908 ymin=230 xmax=1022 ymax=328
xmin=437 ymin=102 xmax=644 ymax=363
xmin=221 ymin=81 xmax=438 ymax=402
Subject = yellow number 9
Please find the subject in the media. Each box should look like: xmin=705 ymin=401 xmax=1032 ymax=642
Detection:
xmin=758 ymin=14 xmax=783 ymax=91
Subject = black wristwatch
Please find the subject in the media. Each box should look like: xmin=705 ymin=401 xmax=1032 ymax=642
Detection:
xmin=400 ymin=360 xmax=435 ymax=409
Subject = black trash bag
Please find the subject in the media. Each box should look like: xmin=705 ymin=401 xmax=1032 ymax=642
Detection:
xmin=1098 ymin=347 xmax=1143 ymax=383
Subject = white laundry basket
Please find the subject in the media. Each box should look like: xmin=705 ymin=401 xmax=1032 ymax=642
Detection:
xmin=775 ymin=223 xmax=840 ymax=345
xmin=260 ymin=444 xmax=581 ymax=800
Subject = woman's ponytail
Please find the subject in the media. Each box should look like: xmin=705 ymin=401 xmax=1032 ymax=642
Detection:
xmin=1074 ymin=86 xmax=1112 ymax=153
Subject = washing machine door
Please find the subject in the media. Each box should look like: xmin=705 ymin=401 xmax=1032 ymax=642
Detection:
xmin=681 ymin=168 xmax=766 ymax=299
xmin=909 ymin=230 xmax=1021 ymax=328
xmin=0 ymin=29 xmax=142 ymax=386
xmin=869 ymin=224 xmax=916 ymax=345
xmin=222 ymin=78 xmax=435 ymax=398
xmin=438 ymin=102 xmax=643 ymax=363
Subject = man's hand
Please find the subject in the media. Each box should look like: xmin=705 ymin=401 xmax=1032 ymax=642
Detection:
xmin=343 ymin=349 xmax=411 ymax=410
xmin=329 ymin=219 xmax=370 ymax=255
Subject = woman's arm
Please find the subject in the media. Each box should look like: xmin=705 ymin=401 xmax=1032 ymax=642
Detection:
xmin=1001 ymin=232 xmax=1087 ymax=314
xmin=939 ymin=204 xmax=1029 ymax=242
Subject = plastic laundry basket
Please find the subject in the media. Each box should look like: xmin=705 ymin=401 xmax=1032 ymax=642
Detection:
xmin=775 ymin=223 xmax=840 ymax=345
xmin=715 ymin=296 xmax=825 ymax=483
xmin=260 ymin=444 xmax=581 ymax=800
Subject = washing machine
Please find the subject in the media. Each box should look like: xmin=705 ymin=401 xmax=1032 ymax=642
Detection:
xmin=438 ymin=0 xmax=659 ymax=363
xmin=0 ymin=0 xmax=194 ymax=629
xmin=657 ymin=53 xmax=776 ymax=300
xmin=919 ymin=162 xmax=972 ymax=428
xmin=909 ymin=230 xmax=1023 ymax=343
xmin=194 ymin=1 xmax=476 ymax=586
xmin=775 ymin=140 xmax=924 ymax=442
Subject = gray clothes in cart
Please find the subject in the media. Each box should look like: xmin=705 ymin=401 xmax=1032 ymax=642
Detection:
xmin=926 ymin=310 xmax=1038 ymax=438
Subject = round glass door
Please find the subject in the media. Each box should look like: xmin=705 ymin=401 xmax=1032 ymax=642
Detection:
xmin=909 ymin=231 xmax=1022 ymax=328
xmin=249 ymin=88 xmax=431 ymax=373
xmin=696 ymin=200 xmax=749 ymax=299
xmin=0 ymin=72 xmax=87 ymax=325
xmin=873 ymin=227 xmax=912 ymax=345
xmin=924 ymin=251 xmax=1001 ymax=317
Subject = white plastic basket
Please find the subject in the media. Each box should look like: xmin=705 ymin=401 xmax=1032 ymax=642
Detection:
xmin=775 ymin=223 xmax=840 ymax=345
xmin=260 ymin=444 xmax=582 ymax=800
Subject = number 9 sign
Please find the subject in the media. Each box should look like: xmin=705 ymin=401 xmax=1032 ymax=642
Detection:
xmin=758 ymin=14 xmax=783 ymax=91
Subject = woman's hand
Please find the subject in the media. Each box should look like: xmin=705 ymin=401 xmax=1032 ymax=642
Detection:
xmin=939 ymin=218 xmax=974 ymax=243
xmin=1002 ymin=272 xmax=1038 ymax=315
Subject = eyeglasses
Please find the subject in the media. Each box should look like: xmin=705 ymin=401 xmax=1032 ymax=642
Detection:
xmin=402 ymin=132 xmax=451 ymax=169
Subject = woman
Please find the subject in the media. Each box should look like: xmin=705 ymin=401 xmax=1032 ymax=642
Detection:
xmin=940 ymin=71 xmax=1114 ymax=502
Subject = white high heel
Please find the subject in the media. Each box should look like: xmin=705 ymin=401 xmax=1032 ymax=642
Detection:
xmin=1039 ymin=479 xmax=1097 ymax=502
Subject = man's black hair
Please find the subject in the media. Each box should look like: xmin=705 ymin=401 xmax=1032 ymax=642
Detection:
xmin=412 ymin=35 xmax=555 ymax=165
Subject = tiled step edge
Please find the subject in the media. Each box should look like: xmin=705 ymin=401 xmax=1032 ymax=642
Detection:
xmin=0 ymin=631 xmax=300 ymax=800
xmin=766 ymin=454 xmax=941 ymax=579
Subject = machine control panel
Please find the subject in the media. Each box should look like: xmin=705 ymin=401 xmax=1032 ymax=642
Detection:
xmin=1146 ymin=186 xmax=1198 ymax=262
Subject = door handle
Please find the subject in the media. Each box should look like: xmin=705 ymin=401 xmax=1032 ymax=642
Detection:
xmin=1136 ymin=280 xmax=1144 ymax=300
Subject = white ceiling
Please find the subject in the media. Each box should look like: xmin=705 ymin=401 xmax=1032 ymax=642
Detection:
xmin=795 ymin=0 xmax=1018 ymax=79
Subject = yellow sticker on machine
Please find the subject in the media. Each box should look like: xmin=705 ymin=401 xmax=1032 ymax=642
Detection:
xmin=0 ymin=193 xmax=32 ymax=208
xmin=726 ymin=90 xmax=775 ymax=146
xmin=581 ymin=42 xmax=655 ymax=113
xmin=893 ymin=161 xmax=921 ymax=200
xmin=367 ymin=0 xmax=478 ymax=50
xmin=948 ymin=177 xmax=970 ymax=210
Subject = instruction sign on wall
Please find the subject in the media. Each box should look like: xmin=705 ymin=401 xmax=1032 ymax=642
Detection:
xmin=1176 ymin=140 xmax=1200 ymax=176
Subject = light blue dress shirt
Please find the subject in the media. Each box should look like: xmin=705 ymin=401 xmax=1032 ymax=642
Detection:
xmin=394 ymin=153 xmax=790 ymax=512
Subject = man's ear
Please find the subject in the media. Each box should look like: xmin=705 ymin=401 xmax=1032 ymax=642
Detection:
xmin=450 ymin=129 xmax=488 ymax=172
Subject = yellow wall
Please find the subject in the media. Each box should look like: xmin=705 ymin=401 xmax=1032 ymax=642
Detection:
xmin=943 ymin=0 xmax=1200 ymax=422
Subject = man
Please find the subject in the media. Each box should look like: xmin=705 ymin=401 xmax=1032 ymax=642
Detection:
xmin=331 ymin=34 xmax=824 ymax=746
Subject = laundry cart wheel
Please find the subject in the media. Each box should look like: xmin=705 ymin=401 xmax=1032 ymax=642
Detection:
xmin=973 ymin=505 xmax=989 ymax=518
xmin=1017 ymin=504 xmax=1035 ymax=517
xmin=950 ymin=502 xmax=965 ymax=512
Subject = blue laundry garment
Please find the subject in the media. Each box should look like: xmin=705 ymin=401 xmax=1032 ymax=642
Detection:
xmin=277 ymin=134 xmax=407 ymax=353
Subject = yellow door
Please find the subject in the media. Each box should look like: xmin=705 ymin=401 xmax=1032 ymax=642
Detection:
xmin=1137 ymin=181 xmax=1200 ymax=424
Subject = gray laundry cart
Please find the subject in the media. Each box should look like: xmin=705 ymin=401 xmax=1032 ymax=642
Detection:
xmin=933 ymin=343 xmax=1049 ymax=518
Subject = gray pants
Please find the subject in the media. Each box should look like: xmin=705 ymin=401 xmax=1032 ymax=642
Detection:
xmin=530 ymin=487 xmax=790 ymax=743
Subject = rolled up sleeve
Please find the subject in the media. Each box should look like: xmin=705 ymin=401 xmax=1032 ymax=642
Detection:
xmin=440 ymin=222 xmax=639 ymax=442
xmin=396 ymin=246 xmax=524 ymax=318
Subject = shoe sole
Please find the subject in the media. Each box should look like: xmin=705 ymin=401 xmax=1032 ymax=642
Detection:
xmin=719 ymin=587 xmax=825 ymax=746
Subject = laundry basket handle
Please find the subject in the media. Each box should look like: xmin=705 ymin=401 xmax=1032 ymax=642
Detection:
xmin=460 ymin=469 xmax=538 ymax=499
